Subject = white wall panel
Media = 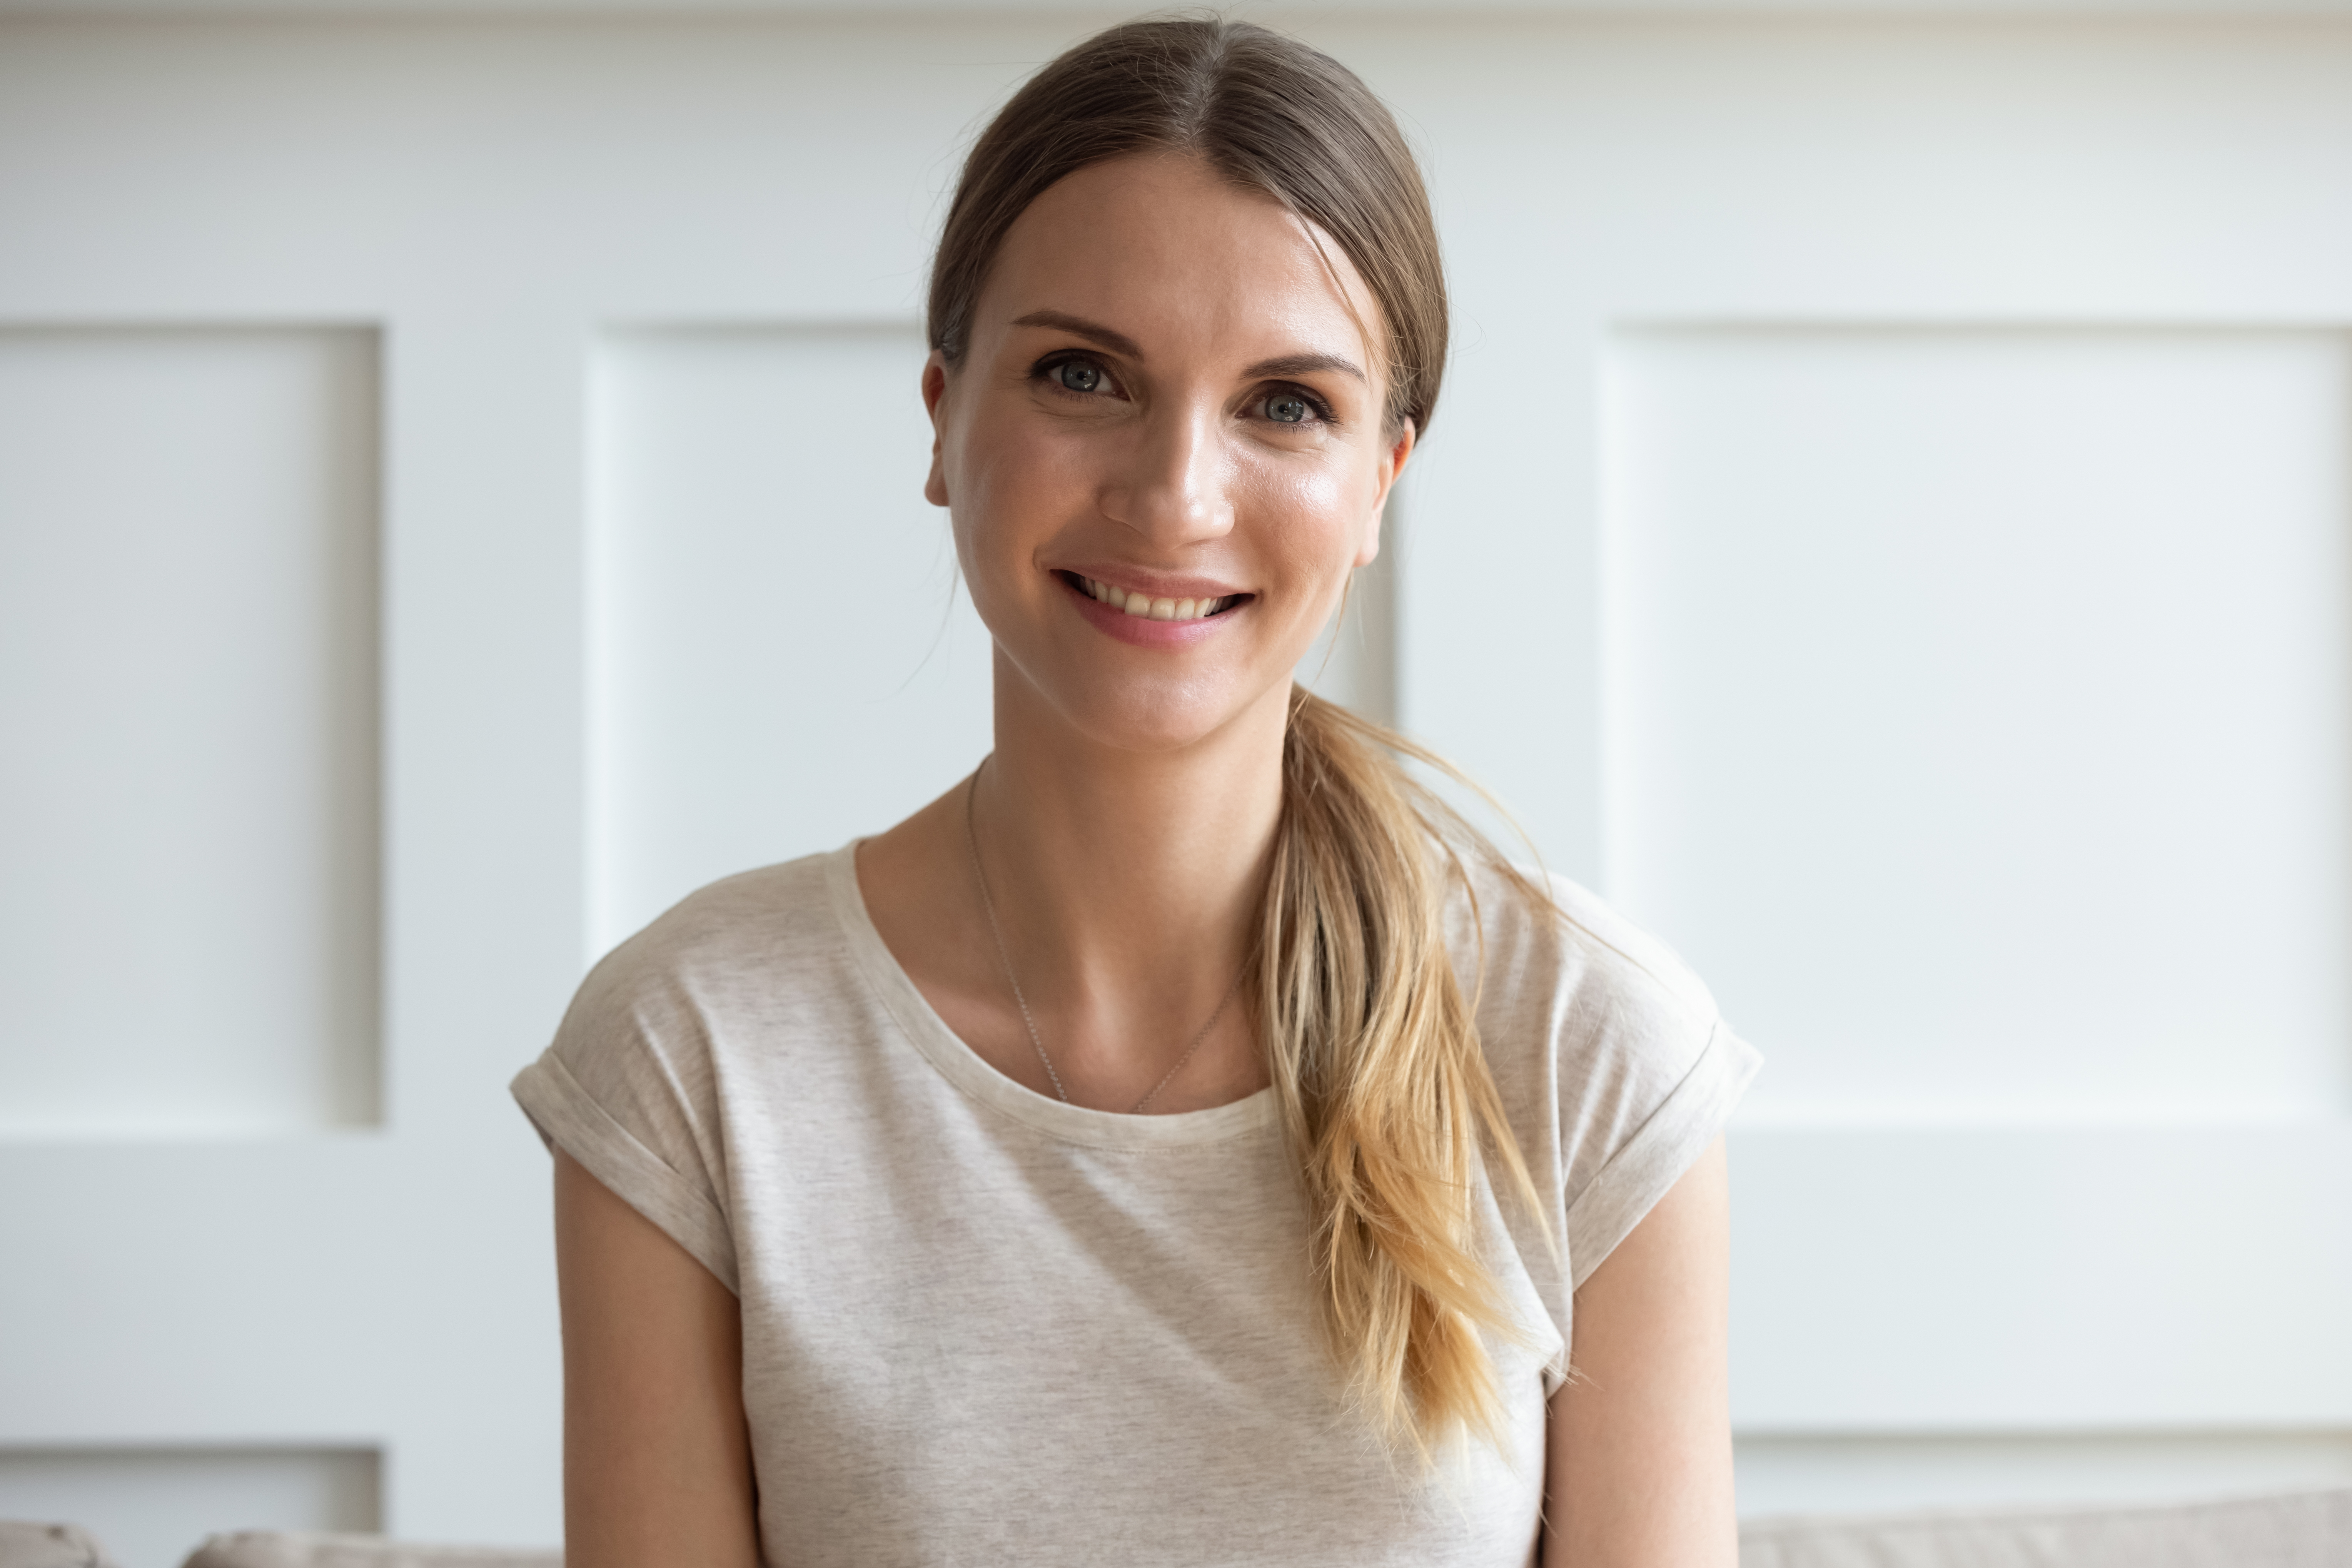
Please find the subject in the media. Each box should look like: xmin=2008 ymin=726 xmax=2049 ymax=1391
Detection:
xmin=0 ymin=1448 xmax=379 ymax=1568
xmin=0 ymin=327 xmax=379 ymax=1137
xmin=1728 ymin=1125 xmax=2352 ymax=1428
xmin=1604 ymin=327 xmax=2352 ymax=1122
xmin=587 ymin=326 xmax=990 ymax=953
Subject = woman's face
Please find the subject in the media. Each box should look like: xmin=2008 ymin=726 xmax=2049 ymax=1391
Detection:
xmin=925 ymin=152 xmax=1414 ymax=754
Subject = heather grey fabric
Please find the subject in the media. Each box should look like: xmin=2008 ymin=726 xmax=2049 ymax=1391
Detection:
xmin=177 ymin=1534 xmax=558 ymax=1568
xmin=512 ymin=844 xmax=1759 ymax=1568
xmin=1738 ymin=1488 xmax=2352 ymax=1568
xmin=0 ymin=1522 xmax=115 ymax=1568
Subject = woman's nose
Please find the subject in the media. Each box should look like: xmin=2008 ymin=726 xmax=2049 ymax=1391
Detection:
xmin=1098 ymin=404 xmax=1234 ymax=546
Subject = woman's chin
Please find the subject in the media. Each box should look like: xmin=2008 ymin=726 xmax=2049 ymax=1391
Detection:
xmin=982 ymin=597 xmax=1308 ymax=756
xmin=1022 ymin=668 xmax=1290 ymax=759
xmin=1077 ymin=694 xmax=1255 ymax=756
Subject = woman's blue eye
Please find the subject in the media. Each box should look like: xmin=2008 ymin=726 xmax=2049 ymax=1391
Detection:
xmin=1057 ymin=361 xmax=1102 ymax=393
xmin=1266 ymin=393 xmax=1310 ymax=424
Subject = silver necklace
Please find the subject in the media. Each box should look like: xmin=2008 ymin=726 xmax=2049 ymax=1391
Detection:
xmin=963 ymin=764 xmax=1241 ymax=1115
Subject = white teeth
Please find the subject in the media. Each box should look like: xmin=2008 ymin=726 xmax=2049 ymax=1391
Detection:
xmin=1078 ymin=576 xmax=1233 ymax=621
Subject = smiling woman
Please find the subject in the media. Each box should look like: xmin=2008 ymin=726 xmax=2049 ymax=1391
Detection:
xmin=511 ymin=17 xmax=1759 ymax=1568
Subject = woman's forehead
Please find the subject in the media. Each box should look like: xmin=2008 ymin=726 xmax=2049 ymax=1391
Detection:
xmin=980 ymin=154 xmax=1385 ymax=375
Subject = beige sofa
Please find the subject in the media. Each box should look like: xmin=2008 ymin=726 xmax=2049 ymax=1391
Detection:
xmin=8 ymin=1488 xmax=2352 ymax=1567
xmin=1739 ymin=1487 xmax=2352 ymax=1566
xmin=0 ymin=1528 xmax=560 ymax=1568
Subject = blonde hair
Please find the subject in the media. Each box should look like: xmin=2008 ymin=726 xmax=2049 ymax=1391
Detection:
xmin=1265 ymin=690 xmax=1551 ymax=1456
xmin=930 ymin=17 xmax=1547 ymax=1457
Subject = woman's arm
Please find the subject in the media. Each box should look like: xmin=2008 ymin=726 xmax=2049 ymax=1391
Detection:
xmin=554 ymin=1148 xmax=763 ymax=1568
xmin=1542 ymin=1135 xmax=1736 ymax=1567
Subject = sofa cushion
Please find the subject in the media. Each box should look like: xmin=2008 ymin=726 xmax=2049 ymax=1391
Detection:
xmin=1739 ymin=1487 xmax=2352 ymax=1568
xmin=177 ymin=1535 xmax=557 ymax=1568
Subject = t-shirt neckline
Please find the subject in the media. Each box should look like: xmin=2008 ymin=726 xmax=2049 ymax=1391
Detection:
xmin=825 ymin=841 xmax=1280 ymax=1149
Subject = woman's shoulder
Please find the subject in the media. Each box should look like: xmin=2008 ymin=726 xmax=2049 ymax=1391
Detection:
xmin=592 ymin=849 xmax=843 ymax=987
xmin=554 ymin=847 xmax=860 ymax=1062
xmin=1452 ymin=853 xmax=1760 ymax=1287
xmin=514 ymin=853 xmax=850 ymax=1294
xmin=1449 ymin=854 xmax=1722 ymax=1051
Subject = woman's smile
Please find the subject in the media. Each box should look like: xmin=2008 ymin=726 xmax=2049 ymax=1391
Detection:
xmin=1067 ymin=571 xmax=1245 ymax=623
xmin=1056 ymin=567 xmax=1254 ymax=646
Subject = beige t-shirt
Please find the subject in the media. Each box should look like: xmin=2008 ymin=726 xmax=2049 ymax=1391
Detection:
xmin=511 ymin=843 xmax=1759 ymax=1568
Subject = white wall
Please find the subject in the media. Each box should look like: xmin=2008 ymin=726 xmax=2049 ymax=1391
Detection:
xmin=2 ymin=10 xmax=2349 ymax=1562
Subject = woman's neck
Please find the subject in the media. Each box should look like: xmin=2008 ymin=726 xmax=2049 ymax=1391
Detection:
xmin=978 ymin=669 xmax=1287 ymax=1000
xmin=854 ymin=658 xmax=1290 ymax=1113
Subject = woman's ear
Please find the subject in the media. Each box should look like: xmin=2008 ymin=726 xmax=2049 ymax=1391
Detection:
xmin=922 ymin=353 xmax=953 ymax=508
xmin=1358 ymin=417 xmax=1416 ymax=567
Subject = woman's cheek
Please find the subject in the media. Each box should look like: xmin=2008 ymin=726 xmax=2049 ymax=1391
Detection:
xmin=1262 ymin=463 xmax=1369 ymax=578
xmin=953 ymin=430 xmax=1042 ymax=553
xmin=949 ymin=469 xmax=1026 ymax=625
xmin=978 ymin=420 xmax=1094 ymax=538
xmin=1268 ymin=442 xmax=1360 ymax=517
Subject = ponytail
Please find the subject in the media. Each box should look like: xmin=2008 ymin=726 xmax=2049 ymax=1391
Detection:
xmin=1262 ymin=688 xmax=1549 ymax=1458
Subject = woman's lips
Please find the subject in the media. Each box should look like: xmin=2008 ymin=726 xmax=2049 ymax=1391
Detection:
xmin=1057 ymin=570 xmax=1249 ymax=646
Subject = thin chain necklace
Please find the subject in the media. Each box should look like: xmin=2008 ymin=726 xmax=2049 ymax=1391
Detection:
xmin=963 ymin=763 xmax=1242 ymax=1115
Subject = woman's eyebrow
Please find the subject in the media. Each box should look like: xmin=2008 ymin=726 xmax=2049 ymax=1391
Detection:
xmin=1011 ymin=310 xmax=1143 ymax=359
xmin=1243 ymin=351 xmax=1365 ymax=384
xmin=1010 ymin=314 xmax=1365 ymax=386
